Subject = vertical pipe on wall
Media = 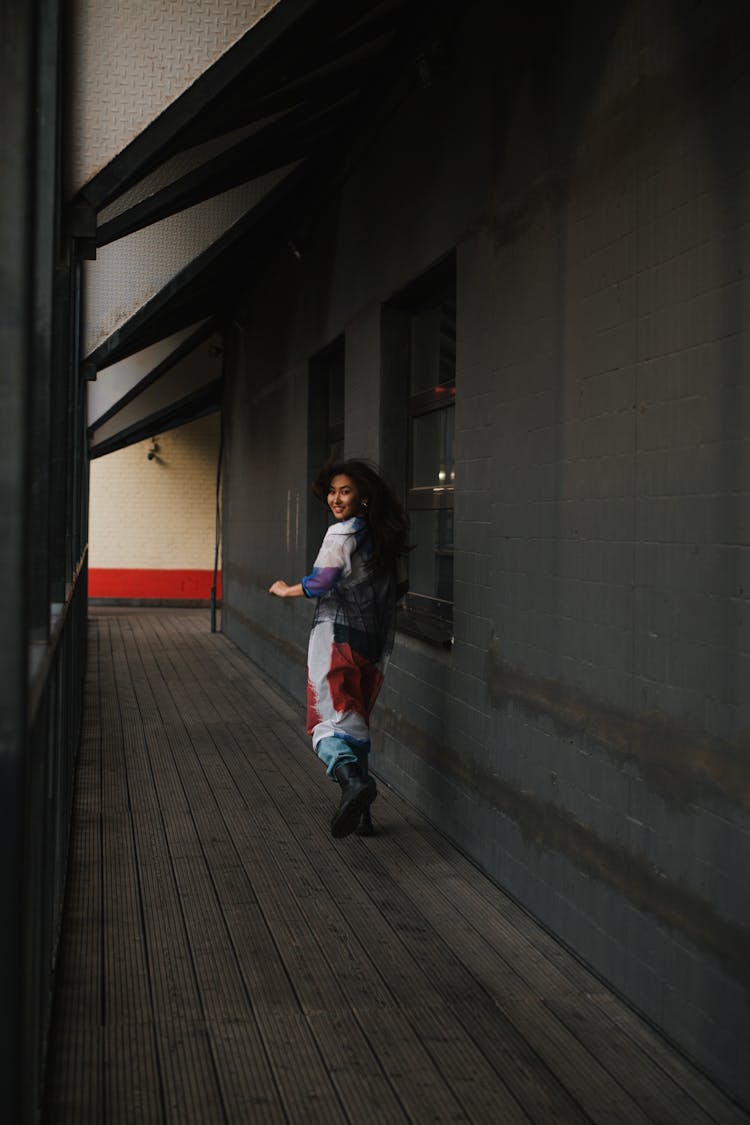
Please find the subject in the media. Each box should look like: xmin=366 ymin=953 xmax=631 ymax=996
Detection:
xmin=211 ymin=404 xmax=225 ymax=633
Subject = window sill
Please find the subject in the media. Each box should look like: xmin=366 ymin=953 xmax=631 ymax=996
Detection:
xmin=396 ymin=606 xmax=453 ymax=651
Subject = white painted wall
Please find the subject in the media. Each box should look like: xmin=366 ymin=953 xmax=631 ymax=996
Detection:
xmin=89 ymin=413 xmax=221 ymax=570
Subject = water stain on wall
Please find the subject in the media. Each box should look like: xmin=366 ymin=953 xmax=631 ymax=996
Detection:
xmin=488 ymin=644 xmax=749 ymax=814
xmin=376 ymin=704 xmax=750 ymax=990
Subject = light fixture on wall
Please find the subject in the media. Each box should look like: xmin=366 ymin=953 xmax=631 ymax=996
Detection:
xmin=147 ymin=438 xmax=160 ymax=462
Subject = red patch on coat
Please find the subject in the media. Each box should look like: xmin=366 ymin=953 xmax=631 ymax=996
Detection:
xmin=327 ymin=642 xmax=383 ymax=719
xmin=306 ymin=678 xmax=322 ymax=735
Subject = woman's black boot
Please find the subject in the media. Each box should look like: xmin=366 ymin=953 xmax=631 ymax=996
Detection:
xmin=331 ymin=762 xmax=376 ymax=838
xmin=356 ymin=807 xmax=375 ymax=836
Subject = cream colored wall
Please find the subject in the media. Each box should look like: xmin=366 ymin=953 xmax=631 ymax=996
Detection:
xmin=88 ymin=414 xmax=221 ymax=570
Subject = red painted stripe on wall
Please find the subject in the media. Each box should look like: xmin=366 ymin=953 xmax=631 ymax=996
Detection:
xmin=88 ymin=568 xmax=221 ymax=599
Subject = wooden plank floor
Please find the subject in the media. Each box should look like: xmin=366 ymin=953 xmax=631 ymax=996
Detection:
xmin=43 ymin=608 xmax=748 ymax=1124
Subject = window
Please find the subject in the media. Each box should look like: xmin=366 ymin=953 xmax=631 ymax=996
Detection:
xmin=384 ymin=256 xmax=455 ymax=646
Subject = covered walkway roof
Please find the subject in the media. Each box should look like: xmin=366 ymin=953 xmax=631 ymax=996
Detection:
xmin=82 ymin=0 xmax=453 ymax=456
xmin=43 ymin=610 xmax=747 ymax=1123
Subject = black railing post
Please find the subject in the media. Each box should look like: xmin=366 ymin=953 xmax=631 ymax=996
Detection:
xmin=0 ymin=0 xmax=37 ymax=1119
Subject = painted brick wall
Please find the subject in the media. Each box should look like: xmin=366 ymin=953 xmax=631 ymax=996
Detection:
xmin=89 ymin=413 xmax=221 ymax=599
xmin=221 ymin=0 xmax=750 ymax=1103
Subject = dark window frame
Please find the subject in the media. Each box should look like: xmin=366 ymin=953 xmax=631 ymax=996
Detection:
xmin=385 ymin=255 xmax=456 ymax=649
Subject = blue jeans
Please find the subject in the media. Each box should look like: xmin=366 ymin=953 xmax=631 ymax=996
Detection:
xmin=316 ymin=735 xmax=370 ymax=779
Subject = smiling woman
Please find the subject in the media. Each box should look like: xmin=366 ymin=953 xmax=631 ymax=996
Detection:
xmin=327 ymin=474 xmax=360 ymax=521
xmin=269 ymin=459 xmax=408 ymax=838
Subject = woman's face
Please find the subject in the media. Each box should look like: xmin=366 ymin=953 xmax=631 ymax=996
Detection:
xmin=328 ymin=474 xmax=361 ymax=521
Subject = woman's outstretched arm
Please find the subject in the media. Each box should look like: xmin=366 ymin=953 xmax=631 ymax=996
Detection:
xmin=268 ymin=580 xmax=305 ymax=598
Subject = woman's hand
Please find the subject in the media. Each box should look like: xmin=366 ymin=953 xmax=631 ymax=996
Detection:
xmin=268 ymin=580 xmax=304 ymax=598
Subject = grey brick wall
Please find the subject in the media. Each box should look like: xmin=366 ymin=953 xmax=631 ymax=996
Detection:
xmin=222 ymin=0 xmax=750 ymax=1105
xmin=344 ymin=304 xmax=382 ymax=464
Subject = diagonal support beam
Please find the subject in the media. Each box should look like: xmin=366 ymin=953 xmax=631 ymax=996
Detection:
xmin=77 ymin=0 xmax=322 ymax=212
xmin=96 ymin=95 xmax=358 ymax=247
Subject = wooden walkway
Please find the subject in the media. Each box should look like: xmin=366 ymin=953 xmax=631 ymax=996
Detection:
xmin=43 ymin=608 xmax=748 ymax=1124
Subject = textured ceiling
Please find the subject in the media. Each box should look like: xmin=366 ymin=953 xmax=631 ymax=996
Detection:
xmin=68 ymin=0 xmax=281 ymax=194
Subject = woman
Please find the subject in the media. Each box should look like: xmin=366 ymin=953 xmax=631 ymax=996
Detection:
xmin=269 ymin=459 xmax=408 ymax=838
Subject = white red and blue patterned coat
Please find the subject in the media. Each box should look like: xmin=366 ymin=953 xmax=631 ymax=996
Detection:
xmin=302 ymin=516 xmax=396 ymax=750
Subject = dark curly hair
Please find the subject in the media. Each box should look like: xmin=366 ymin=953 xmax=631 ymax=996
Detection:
xmin=312 ymin=458 xmax=409 ymax=576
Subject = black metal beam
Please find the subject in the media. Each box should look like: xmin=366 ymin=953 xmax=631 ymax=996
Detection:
xmin=76 ymin=0 xmax=415 ymax=215
xmin=76 ymin=0 xmax=324 ymax=212
xmin=84 ymin=0 xmax=455 ymax=369
xmin=83 ymin=153 xmax=318 ymax=369
xmin=199 ymin=0 xmax=446 ymax=162
xmin=88 ymin=318 xmax=216 ymax=433
xmin=180 ymin=46 xmax=387 ymax=154
xmin=83 ymin=0 xmax=456 ymax=372
xmin=96 ymin=95 xmax=358 ymax=247
xmin=89 ymin=378 xmax=223 ymax=459
xmin=177 ymin=4 xmax=405 ymax=151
